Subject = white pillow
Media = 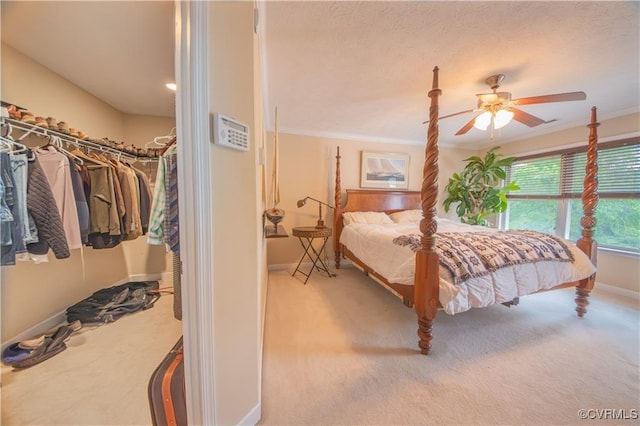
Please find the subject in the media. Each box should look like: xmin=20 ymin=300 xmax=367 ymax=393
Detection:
xmin=389 ymin=209 xmax=423 ymax=224
xmin=342 ymin=211 xmax=393 ymax=226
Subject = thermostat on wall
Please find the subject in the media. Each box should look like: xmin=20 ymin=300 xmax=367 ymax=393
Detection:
xmin=212 ymin=113 xmax=249 ymax=152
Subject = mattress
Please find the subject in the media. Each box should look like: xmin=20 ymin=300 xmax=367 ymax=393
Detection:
xmin=339 ymin=218 xmax=597 ymax=314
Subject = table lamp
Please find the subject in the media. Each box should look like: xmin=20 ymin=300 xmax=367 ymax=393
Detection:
xmin=296 ymin=196 xmax=334 ymax=229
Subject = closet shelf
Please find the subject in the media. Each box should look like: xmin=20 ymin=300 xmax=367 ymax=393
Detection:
xmin=1 ymin=117 xmax=159 ymax=163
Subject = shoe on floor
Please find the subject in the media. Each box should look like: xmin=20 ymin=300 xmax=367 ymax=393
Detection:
xmin=18 ymin=335 xmax=45 ymax=350
xmin=10 ymin=325 xmax=74 ymax=369
xmin=2 ymin=343 xmax=32 ymax=365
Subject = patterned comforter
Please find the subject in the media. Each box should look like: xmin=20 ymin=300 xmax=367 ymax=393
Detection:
xmin=393 ymin=230 xmax=574 ymax=285
xmin=339 ymin=218 xmax=596 ymax=315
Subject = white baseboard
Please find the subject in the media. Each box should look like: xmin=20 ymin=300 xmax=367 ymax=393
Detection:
xmin=595 ymin=281 xmax=640 ymax=301
xmin=267 ymin=260 xmax=353 ymax=272
xmin=2 ymin=310 xmax=68 ymax=351
xmin=267 ymin=263 xmax=296 ymax=271
xmin=237 ymin=402 xmax=261 ymax=426
xmin=2 ymin=273 xmax=171 ymax=350
xmin=117 ymin=272 xmax=168 ymax=285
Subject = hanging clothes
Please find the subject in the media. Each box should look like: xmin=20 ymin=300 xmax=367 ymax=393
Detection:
xmin=24 ymin=150 xmax=70 ymax=259
xmin=111 ymin=159 xmax=143 ymax=241
xmin=0 ymin=118 xmax=159 ymax=263
xmin=147 ymin=144 xmax=178 ymax=254
xmin=132 ymin=166 xmax=152 ymax=235
xmin=34 ymin=147 xmax=82 ymax=250
xmin=70 ymin=149 xmax=122 ymax=249
xmin=0 ymin=151 xmax=19 ymax=265
xmin=68 ymin=161 xmax=90 ymax=245
xmin=164 ymin=150 xmax=179 ymax=254
xmin=11 ymin=152 xmax=38 ymax=246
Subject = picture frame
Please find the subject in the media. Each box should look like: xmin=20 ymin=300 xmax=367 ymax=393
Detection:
xmin=360 ymin=151 xmax=410 ymax=189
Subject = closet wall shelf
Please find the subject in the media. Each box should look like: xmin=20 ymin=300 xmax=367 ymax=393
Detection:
xmin=1 ymin=117 xmax=159 ymax=163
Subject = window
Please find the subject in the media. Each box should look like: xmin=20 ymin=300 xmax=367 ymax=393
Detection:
xmin=502 ymin=138 xmax=640 ymax=253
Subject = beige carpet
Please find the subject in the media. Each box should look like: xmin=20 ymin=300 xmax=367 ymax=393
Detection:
xmin=260 ymin=268 xmax=639 ymax=425
xmin=1 ymin=285 xmax=182 ymax=425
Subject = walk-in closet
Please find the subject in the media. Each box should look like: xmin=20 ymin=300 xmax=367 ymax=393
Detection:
xmin=1 ymin=2 xmax=182 ymax=423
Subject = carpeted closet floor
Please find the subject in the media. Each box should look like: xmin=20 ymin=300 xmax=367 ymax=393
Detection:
xmin=1 ymin=281 xmax=182 ymax=426
xmin=260 ymin=268 xmax=639 ymax=426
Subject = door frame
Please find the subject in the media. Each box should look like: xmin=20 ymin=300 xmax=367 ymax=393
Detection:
xmin=174 ymin=1 xmax=217 ymax=424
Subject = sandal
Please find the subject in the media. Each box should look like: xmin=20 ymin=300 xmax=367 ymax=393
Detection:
xmin=2 ymin=343 xmax=32 ymax=365
xmin=10 ymin=325 xmax=74 ymax=369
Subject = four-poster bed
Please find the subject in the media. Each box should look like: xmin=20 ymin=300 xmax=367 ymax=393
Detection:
xmin=332 ymin=67 xmax=599 ymax=355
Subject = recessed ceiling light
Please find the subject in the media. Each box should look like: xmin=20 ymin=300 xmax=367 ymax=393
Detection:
xmin=166 ymin=82 xmax=177 ymax=91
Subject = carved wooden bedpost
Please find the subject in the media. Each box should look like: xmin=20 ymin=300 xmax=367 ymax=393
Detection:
xmin=576 ymin=107 xmax=599 ymax=317
xmin=334 ymin=146 xmax=342 ymax=269
xmin=414 ymin=67 xmax=441 ymax=355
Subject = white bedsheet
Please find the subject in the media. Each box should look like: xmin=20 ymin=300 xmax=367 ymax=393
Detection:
xmin=339 ymin=218 xmax=597 ymax=315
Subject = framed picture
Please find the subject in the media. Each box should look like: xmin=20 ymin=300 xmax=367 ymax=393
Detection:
xmin=360 ymin=151 xmax=410 ymax=189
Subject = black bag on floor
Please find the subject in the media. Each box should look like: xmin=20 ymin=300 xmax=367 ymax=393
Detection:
xmin=66 ymin=281 xmax=160 ymax=324
xmin=148 ymin=337 xmax=187 ymax=426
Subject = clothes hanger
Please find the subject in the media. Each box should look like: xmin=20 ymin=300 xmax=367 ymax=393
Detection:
xmin=0 ymin=136 xmax=12 ymax=152
xmin=70 ymin=147 xmax=105 ymax=166
xmin=159 ymin=136 xmax=177 ymax=156
xmin=145 ymin=127 xmax=176 ymax=147
xmin=45 ymin=135 xmax=84 ymax=165
xmin=0 ymin=122 xmax=28 ymax=154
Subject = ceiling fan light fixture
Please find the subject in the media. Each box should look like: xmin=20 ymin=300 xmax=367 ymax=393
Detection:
xmin=493 ymin=109 xmax=514 ymax=129
xmin=473 ymin=111 xmax=492 ymax=130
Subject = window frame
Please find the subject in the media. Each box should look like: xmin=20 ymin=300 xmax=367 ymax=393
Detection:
xmin=501 ymin=136 xmax=640 ymax=255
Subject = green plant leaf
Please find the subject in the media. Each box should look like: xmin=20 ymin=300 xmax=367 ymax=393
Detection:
xmin=444 ymin=146 xmax=516 ymax=227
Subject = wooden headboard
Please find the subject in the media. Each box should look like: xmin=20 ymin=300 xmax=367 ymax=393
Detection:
xmin=333 ymin=188 xmax=421 ymax=268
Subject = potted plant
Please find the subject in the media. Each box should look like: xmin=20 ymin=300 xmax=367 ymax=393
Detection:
xmin=443 ymin=146 xmax=519 ymax=227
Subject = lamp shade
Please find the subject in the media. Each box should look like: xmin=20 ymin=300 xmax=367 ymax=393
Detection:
xmin=493 ymin=109 xmax=514 ymax=129
xmin=473 ymin=111 xmax=492 ymax=130
xmin=473 ymin=109 xmax=514 ymax=132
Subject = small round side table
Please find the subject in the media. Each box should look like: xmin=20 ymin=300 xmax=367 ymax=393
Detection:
xmin=291 ymin=226 xmax=334 ymax=284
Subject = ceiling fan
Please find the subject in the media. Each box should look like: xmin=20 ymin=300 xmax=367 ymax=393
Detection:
xmin=427 ymin=74 xmax=586 ymax=136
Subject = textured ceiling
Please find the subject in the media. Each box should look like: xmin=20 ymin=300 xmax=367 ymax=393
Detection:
xmin=264 ymin=1 xmax=640 ymax=147
xmin=1 ymin=1 xmax=638 ymax=148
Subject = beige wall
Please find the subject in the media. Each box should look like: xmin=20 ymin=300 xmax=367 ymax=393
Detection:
xmin=265 ymin=132 xmax=476 ymax=266
xmin=1 ymin=43 xmax=125 ymax=140
xmin=1 ymin=42 xmax=171 ymax=341
xmin=208 ymin=2 xmax=263 ymax=424
xmin=123 ymin=114 xmax=176 ymax=148
xmin=497 ymin=112 xmax=640 ymax=292
xmin=267 ymin=112 xmax=640 ymax=294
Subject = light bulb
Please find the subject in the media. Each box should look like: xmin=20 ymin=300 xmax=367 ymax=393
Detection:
xmin=473 ymin=111 xmax=492 ymax=130
xmin=493 ymin=109 xmax=514 ymax=129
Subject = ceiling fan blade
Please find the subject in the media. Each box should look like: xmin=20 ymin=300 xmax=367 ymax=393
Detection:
xmin=455 ymin=115 xmax=480 ymax=135
xmin=423 ymin=109 xmax=475 ymax=124
xmin=513 ymin=91 xmax=586 ymax=106
xmin=511 ymin=107 xmax=546 ymax=127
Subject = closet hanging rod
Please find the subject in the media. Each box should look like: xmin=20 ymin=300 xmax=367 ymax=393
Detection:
xmin=1 ymin=117 xmax=160 ymax=163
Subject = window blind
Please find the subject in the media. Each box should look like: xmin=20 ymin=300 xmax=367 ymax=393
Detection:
xmin=508 ymin=139 xmax=640 ymax=199
xmin=564 ymin=143 xmax=640 ymax=197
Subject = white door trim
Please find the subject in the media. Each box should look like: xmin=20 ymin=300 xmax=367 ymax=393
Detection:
xmin=174 ymin=1 xmax=217 ymax=424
